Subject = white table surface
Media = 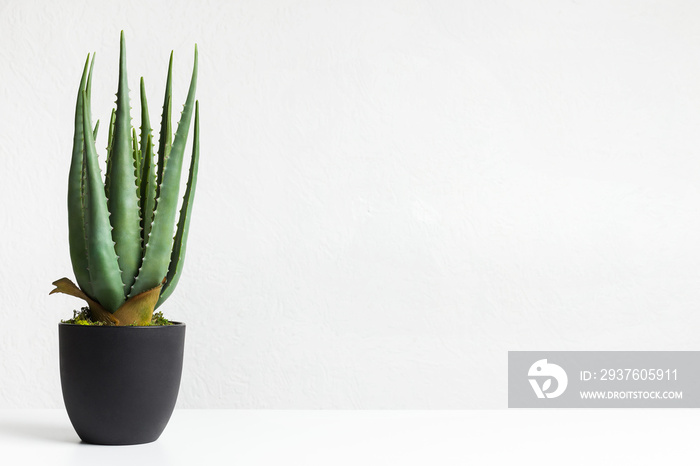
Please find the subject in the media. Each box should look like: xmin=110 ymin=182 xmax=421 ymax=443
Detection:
xmin=0 ymin=409 xmax=696 ymax=465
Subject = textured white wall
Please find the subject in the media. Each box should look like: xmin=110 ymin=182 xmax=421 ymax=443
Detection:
xmin=1 ymin=0 xmax=700 ymax=408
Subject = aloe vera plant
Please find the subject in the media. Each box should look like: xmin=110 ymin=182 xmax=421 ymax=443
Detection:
xmin=51 ymin=32 xmax=200 ymax=326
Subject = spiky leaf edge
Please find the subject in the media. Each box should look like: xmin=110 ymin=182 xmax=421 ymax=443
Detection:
xmin=157 ymin=101 xmax=200 ymax=308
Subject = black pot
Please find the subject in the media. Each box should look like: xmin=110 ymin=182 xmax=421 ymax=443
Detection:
xmin=59 ymin=322 xmax=186 ymax=445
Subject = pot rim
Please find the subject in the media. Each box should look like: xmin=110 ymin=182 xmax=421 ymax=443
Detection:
xmin=59 ymin=321 xmax=185 ymax=328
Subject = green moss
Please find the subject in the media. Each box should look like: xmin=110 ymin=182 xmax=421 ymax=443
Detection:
xmin=61 ymin=308 xmax=105 ymax=325
xmin=62 ymin=307 xmax=174 ymax=326
xmin=150 ymin=311 xmax=173 ymax=326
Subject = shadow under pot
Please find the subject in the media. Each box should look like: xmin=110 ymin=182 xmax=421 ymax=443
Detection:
xmin=59 ymin=322 xmax=186 ymax=445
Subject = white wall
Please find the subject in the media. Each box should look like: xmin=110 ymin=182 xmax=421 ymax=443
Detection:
xmin=1 ymin=0 xmax=700 ymax=408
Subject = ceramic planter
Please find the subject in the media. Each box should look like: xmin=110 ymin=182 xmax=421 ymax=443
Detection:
xmin=59 ymin=322 xmax=186 ymax=445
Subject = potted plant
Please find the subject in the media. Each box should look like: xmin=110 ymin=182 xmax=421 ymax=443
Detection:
xmin=50 ymin=31 xmax=200 ymax=445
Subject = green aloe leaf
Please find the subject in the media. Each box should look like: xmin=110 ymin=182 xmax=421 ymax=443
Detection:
xmin=132 ymin=127 xmax=141 ymax=186
xmin=139 ymin=77 xmax=152 ymax=164
xmin=81 ymin=90 xmax=125 ymax=312
xmin=140 ymin=133 xmax=157 ymax=250
xmin=158 ymin=101 xmax=200 ymax=308
xmin=130 ymin=45 xmax=197 ymax=298
xmin=67 ymin=54 xmax=93 ymax=298
xmin=156 ymin=52 xmax=173 ymax=204
xmin=105 ymin=31 xmax=141 ymax=296
xmin=104 ymin=108 xmax=116 ymax=197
